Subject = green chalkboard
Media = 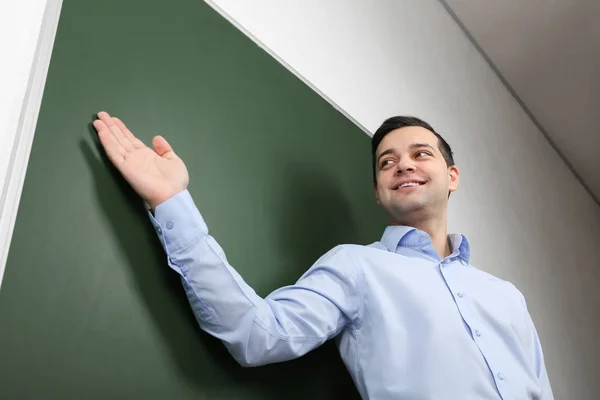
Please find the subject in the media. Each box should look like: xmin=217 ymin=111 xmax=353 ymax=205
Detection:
xmin=0 ymin=0 xmax=386 ymax=398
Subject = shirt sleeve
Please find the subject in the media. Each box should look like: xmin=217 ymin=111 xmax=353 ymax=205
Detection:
xmin=513 ymin=286 xmax=554 ymax=400
xmin=146 ymin=190 xmax=362 ymax=367
xmin=531 ymin=319 xmax=554 ymax=400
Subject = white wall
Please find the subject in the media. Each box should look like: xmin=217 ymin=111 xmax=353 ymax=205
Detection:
xmin=207 ymin=1 xmax=600 ymax=398
xmin=445 ymin=0 xmax=600 ymax=202
xmin=3 ymin=0 xmax=600 ymax=397
xmin=0 ymin=0 xmax=61 ymax=287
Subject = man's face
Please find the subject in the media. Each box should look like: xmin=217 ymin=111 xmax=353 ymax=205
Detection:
xmin=373 ymin=127 xmax=460 ymax=222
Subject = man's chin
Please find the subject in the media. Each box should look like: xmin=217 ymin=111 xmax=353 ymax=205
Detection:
xmin=387 ymin=201 xmax=428 ymax=218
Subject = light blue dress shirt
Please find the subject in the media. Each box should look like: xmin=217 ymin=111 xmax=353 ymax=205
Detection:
xmin=147 ymin=190 xmax=553 ymax=400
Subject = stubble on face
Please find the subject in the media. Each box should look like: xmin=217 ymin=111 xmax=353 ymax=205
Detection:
xmin=374 ymin=127 xmax=457 ymax=225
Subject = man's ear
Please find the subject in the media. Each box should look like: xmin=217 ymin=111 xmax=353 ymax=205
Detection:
xmin=448 ymin=165 xmax=460 ymax=194
xmin=373 ymin=183 xmax=381 ymax=205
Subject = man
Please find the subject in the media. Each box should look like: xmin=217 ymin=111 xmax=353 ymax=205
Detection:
xmin=93 ymin=111 xmax=553 ymax=399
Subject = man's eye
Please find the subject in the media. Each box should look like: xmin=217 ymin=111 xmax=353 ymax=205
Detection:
xmin=380 ymin=160 xmax=394 ymax=168
xmin=415 ymin=151 xmax=430 ymax=158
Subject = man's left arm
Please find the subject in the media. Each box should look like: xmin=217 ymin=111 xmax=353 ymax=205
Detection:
xmin=513 ymin=286 xmax=554 ymax=400
xmin=529 ymin=318 xmax=554 ymax=400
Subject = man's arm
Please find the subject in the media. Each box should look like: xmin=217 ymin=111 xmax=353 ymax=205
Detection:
xmin=512 ymin=285 xmax=554 ymax=400
xmin=148 ymin=189 xmax=361 ymax=367
xmin=528 ymin=312 xmax=554 ymax=400
xmin=92 ymin=111 xmax=360 ymax=366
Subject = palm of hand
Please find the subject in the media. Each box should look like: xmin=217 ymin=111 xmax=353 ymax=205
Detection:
xmin=93 ymin=111 xmax=189 ymax=209
xmin=119 ymin=145 xmax=189 ymax=207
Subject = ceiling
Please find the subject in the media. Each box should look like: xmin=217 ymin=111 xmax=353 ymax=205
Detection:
xmin=442 ymin=0 xmax=600 ymax=205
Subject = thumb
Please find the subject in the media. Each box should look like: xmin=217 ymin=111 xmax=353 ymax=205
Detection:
xmin=152 ymin=135 xmax=174 ymax=158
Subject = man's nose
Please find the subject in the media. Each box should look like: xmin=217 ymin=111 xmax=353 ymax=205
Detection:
xmin=395 ymin=161 xmax=416 ymax=174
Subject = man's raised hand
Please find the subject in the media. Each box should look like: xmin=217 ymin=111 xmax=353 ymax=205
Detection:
xmin=93 ymin=111 xmax=189 ymax=211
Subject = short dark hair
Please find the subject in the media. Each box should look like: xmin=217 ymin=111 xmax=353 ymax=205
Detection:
xmin=371 ymin=116 xmax=455 ymax=184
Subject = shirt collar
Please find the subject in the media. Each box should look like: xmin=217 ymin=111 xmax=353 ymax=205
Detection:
xmin=380 ymin=225 xmax=471 ymax=264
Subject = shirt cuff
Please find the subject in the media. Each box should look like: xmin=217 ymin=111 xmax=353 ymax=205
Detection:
xmin=146 ymin=190 xmax=209 ymax=256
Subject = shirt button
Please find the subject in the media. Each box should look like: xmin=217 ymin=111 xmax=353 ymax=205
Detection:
xmin=457 ymin=292 xmax=464 ymax=298
xmin=475 ymin=330 xmax=481 ymax=337
xmin=157 ymin=227 xmax=162 ymax=235
xmin=166 ymin=221 xmax=174 ymax=230
xmin=497 ymin=373 xmax=505 ymax=380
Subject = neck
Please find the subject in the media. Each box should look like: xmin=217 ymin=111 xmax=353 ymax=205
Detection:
xmin=392 ymin=209 xmax=451 ymax=259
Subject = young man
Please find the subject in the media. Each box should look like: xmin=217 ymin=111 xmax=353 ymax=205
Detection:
xmin=93 ymin=111 xmax=553 ymax=399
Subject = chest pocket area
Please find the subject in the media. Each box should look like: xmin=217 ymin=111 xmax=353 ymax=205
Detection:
xmin=467 ymin=280 xmax=525 ymax=341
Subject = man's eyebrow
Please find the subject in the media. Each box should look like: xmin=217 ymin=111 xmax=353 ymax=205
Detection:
xmin=409 ymin=143 xmax=436 ymax=151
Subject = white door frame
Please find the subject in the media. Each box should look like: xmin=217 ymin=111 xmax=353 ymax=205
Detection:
xmin=0 ymin=0 xmax=63 ymax=288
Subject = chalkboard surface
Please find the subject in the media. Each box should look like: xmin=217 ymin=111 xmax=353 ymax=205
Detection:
xmin=0 ymin=0 xmax=385 ymax=398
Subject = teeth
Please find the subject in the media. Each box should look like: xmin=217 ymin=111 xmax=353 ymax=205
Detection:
xmin=398 ymin=182 xmax=421 ymax=189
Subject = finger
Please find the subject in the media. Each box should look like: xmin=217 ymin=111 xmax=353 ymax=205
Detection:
xmin=97 ymin=112 xmax=134 ymax=152
xmin=152 ymin=135 xmax=175 ymax=158
xmin=93 ymin=119 xmax=126 ymax=166
xmin=113 ymin=117 xmax=145 ymax=149
xmin=93 ymin=119 xmax=116 ymax=147
xmin=112 ymin=117 xmax=135 ymax=140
